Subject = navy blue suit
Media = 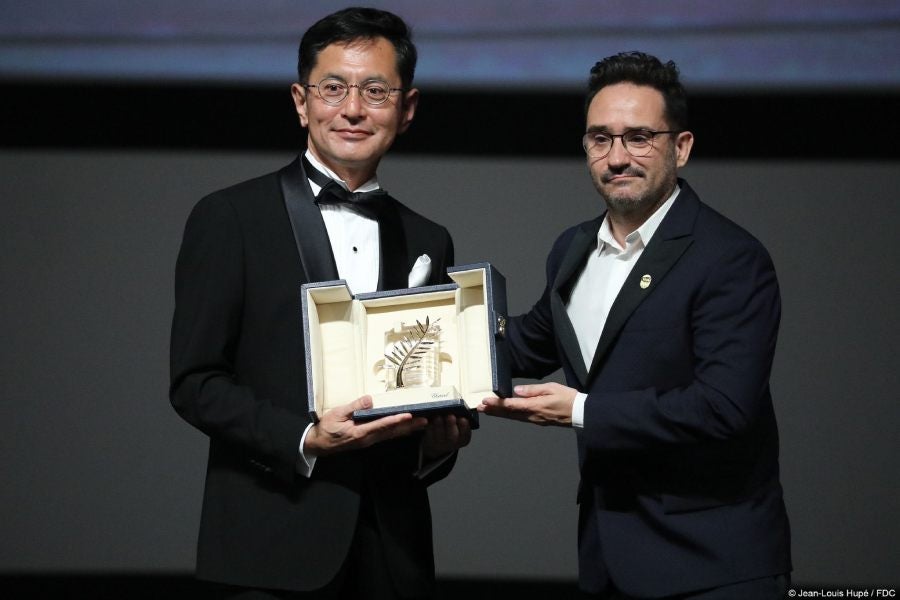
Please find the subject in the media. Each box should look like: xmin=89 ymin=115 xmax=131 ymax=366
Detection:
xmin=507 ymin=180 xmax=791 ymax=597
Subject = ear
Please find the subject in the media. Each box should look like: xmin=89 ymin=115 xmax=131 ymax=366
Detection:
xmin=397 ymin=88 xmax=419 ymax=134
xmin=290 ymin=83 xmax=309 ymax=128
xmin=674 ymin=130 xmax=694 ymax=168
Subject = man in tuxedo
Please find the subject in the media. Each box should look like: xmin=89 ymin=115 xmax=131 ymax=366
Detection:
xmin=480 ymin=52 xmax=791 ymax=599
xmin=170 ymin=8 xmax=470 ymax=599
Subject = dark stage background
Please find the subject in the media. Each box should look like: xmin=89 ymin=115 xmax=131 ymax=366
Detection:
xmin=1 ymin=0 xmax=898 ymax=595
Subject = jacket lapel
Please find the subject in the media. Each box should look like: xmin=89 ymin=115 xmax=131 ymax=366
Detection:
xmin=550 ymin=217 xmax=603 ymax=388
xmin=586 ymin=181 xmax=700 ymax=381
xmin=376 ymin=195 xmax=409 ymax=291
xmin=279 ymin=157 xmax=339 ymax=283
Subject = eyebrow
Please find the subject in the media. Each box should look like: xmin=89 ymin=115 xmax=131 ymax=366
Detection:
xmin=585 ymin=126 xmax=660 ymax=135
xmin=318 ymin=72 xmax=392 ymax=84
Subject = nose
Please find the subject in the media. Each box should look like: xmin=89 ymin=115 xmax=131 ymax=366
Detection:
xmin=606 ymin=135 xmax=630 ymax=167
xmin=341 ymin=85 xmax=366 ymax=118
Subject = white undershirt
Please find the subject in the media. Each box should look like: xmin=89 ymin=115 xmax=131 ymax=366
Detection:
xmin=567 ymin=186 xmax=680 ymax=428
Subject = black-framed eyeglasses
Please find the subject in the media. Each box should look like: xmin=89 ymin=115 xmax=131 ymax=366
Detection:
xmin=303 ymin=77 xmax=404 ymax=106
xmin=582 ymin=129 xmax=679 ymax=158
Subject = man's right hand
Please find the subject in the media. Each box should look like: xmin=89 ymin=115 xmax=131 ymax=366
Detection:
xmin=304 ymin=395 xmax=428 ymax=457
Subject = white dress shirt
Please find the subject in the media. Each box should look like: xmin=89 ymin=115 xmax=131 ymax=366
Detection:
xmin=306 ymin=151 xmax=381 ymax=295
xmin=567 ymin=186 xmax=680 ymax=428
xmin=297 ymin=151 xmax=380 ymax=477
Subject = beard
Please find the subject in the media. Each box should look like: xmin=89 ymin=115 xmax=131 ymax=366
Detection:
xmin=590 ymin=150 xmax=678 ymax=218
xmin=593 ymin=167 xmax=657 ymax=216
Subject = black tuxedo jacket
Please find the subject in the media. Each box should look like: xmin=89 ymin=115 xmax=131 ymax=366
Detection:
xmin=170 ymin=157 xmax=454 ymax=593
xmin=507 ymin=180 xmax=791 ymax=597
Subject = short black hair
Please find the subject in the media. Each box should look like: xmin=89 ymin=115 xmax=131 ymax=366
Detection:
xmin=586 ymin=51 xmax=688 ymax=131
xmin=297 ymin=7 xmax=417 ymax=90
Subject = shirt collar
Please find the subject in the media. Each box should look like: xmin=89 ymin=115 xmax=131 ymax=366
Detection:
xmin=597 ymin=184 xmax=681 ymax=254
xmin=304 ymin=150 xmax=380 ymax=195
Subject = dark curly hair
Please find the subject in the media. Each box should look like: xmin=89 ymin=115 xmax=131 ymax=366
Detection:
xmin=586 ymin=51 xmax=688 ymax=131
xmin=297 ymin=7 xmax=417 ymax=90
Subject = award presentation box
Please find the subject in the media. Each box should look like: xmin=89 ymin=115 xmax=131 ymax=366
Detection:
xmin=302 ymin=263 xmax=511 ymax=427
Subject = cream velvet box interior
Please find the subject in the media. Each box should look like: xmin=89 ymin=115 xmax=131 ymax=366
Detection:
xmin=302 ymin=263 xmax=509 ymax=424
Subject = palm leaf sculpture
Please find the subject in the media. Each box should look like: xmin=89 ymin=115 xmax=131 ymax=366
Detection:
xmin=385 ymin=317 xmax=440 ymax=388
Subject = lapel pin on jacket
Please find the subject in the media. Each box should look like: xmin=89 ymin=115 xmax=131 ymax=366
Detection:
xmin=640 ymin=274 xmax=652 ymax=289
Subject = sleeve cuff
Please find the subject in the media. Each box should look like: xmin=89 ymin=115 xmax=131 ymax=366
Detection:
xmin=296 ymin=422 xmax=317 ymax=477
xmin=572 ymin=392 xmax=587 ymax=429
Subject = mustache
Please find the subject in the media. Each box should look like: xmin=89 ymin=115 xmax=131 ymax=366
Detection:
xmin=601 ymin=167 xmax=644 ymax=183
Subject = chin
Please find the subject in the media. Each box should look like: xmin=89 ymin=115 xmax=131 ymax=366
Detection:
xmin=604 ymin=192 xmax=653 ymax=215
xmin=603 ymin=189 xmax=638 ymax=205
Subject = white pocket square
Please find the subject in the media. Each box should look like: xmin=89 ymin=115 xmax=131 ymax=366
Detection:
xmin=407 ymin=254 xmax=432 ymax=287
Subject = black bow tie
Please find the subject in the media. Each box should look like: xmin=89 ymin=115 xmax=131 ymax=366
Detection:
xmin=303 ymin=155 xmax=387 ymax=221
xmin=316 ymin=180 xmax=388 ymax=221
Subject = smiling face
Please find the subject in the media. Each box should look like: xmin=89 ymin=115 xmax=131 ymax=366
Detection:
xmin=290 ymin=36 xmax=418 ymax=189
xmin=586 ymin=83 xmax=693 ymax=222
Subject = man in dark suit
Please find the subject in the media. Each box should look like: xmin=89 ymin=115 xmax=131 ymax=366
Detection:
xmin=170 ymin=8 xmax=470 ymax=599
xmin=480 ymin=52 xmax=791 ymax=599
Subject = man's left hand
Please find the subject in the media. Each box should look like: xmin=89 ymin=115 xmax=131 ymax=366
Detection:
xmin=422 ymin=414 xmax=472 ymax=459
xmin=479 ymin=382 xmax=577 ymax=427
